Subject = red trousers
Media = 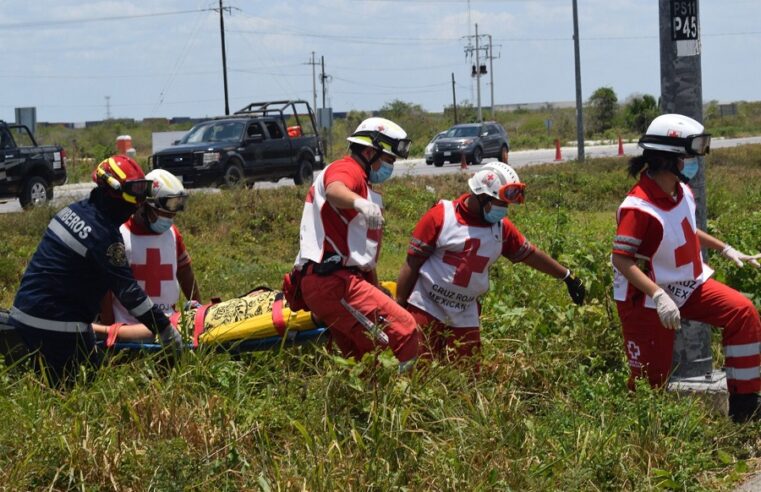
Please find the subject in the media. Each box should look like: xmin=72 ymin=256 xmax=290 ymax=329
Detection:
xmin=407 ymin=304 xmax=481 ymax=361
xmin=617 ymin=278 xmax=761 ymax=394
xmin=301 ymin=269 xmax=419 ymax=363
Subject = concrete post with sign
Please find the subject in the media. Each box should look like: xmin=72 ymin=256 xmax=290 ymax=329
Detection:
xmin=659 ymin=0 xmax=714 ymax=380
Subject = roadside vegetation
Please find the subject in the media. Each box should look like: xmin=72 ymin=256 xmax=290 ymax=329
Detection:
xmin=34 ymin=96 xmax=761 ymax=184
xmin=1 ymin=145 xmax=760 ymax=489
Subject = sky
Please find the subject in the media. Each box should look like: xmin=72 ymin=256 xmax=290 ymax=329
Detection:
xmin=1 ymin=0 xmax=759 ymax=123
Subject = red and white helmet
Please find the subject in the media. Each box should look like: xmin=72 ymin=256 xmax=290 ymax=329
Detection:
xmin=638 ymin=114 xmax=711 ymax=156
xmin=468 ymin=161 xmax=525 ymax=204
xmin=346 ymin=117 xmax=411 ymax=159
xmin=92 ymin=155 xmax=151 ymax=205
xmin=145 ymin=169 xmax=188 ymax=213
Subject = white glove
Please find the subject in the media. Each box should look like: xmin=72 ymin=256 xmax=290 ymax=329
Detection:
xmin=353 ymin=197 xmax=384 ymax=230
xmin=652 ymin=288 xmax=681 ymax=330
xmin=721 ymin=245 xmax=761 ymax=268
xmin=159 ymin=326 xmax=185 ymax=352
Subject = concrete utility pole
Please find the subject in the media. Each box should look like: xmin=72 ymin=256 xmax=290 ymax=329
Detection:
xmin=572 ymin=0 xmax=585 ymax=161
xmin=451 ymin=73 xmax=458 ymax=125
xmin=475 ymin=24 xmax=482 ymax=123
xmin=463 ymin=24 xmax=490 ymax=123
xmin=659 ymin=0 xmax=712 ymax=379
xmin=217 ymin=0 xmax=231 ymax=115
xmin=488 ymin=34 xmax=495 ymax=117
xmin=308 ymin=52 xmax=318 ymax=112
xmin=320 ymin=56 xmax=327 ymax=110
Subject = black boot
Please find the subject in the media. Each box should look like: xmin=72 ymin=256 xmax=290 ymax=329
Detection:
xmin=728 ymin=393 xmax=761 ymax=423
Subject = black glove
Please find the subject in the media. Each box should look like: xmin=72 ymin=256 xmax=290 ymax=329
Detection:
xmin=564 ymin=273 xmax=586 ymax=306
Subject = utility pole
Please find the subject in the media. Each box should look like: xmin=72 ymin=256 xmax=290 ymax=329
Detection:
xmin=659 ymin=0 xmax=711 ymax=380
xmin=488 ymin=34 xmax=495 ymax=117
xmin=475 ymin=23 xmax=482 ymax=123
xmin=217 ymin=0 xmax=231 ymax=115
xmin=572 ymin=0 xmax=585 ymax=161
xmin=105 ymin=96 xmax=111 ymax=120
xmin=309 ymin=52 xmax=317 ymax=113
xmin=463 ymin=24 xmax=490 ymax=123
xmin=451 ymin=72 xmax=458 ymax=124
xmin=321 ymin=56 xmax=327 ymax=110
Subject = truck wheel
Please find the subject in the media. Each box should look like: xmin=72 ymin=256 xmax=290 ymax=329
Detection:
xmin=433 ymin=157 xmax=445 ymax=168
xmin=500 ymin=144 xmax=509 ymax=163
xmin=294 ymin=160 xmax=314 ymax=186
xmin=221 ymin=162 xmax=244 ymax=188
xmin=470 ymin=147 xmax=483 ymax=165
xmin=20 ymin=176 xmax=52 ymax=209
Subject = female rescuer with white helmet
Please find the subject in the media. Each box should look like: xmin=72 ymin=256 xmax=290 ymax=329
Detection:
xmin=395 ymin=161 xmax=585 ymax=361
xmin=94 ymin=169 xmax=202 ymax=346
xmin=611 ymin=113 xmax=761 ymax=423
xmin=290 ymin=117 xmax=420 ymax=368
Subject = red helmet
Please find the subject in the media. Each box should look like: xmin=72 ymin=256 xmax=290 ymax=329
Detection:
xmin=92 ymin=156 xmax=152 ymax=205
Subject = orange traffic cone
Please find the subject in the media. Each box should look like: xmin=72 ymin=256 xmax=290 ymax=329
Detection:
xmin=617 ymin=135 xmax=624 ymax=156
xmin=554 ymin=139 xmax=562 ymax=161
xmin=460 ymin=152 xmax=468 ymax=170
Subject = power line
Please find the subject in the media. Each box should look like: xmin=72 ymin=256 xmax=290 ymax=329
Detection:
xmin=0 ymin=8 xmax=212 ymax=29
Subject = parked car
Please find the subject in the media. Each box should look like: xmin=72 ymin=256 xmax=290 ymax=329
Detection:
xmin=424 ymin=131 xmax=447 ymax=165
xmin=431 ymin=122 xmax=509 ymax=167
xmin=150 ymin=100 xmax=323 ymax=188
xmin=0 ymin=121 xmax=67 ymax=209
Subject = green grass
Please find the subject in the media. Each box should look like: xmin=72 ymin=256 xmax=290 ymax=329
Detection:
xmin=1 ymin=147 xmax=761 ymax=489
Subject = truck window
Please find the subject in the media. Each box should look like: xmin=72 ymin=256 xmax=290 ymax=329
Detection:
xmin=247 ymin=122 xmax=264 ymax=139
xmin=265 ymin=121 xmax=284 ymax=139
xmin=10 ymin=127 xmax=35 ymax=147
xmin=0 ymin=129 xmax=13 ymax=150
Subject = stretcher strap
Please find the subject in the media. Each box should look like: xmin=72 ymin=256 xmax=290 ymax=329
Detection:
xmin=193 ymin=303 xmax=213 ymax=348
xmin=106 ymin=323 xmax=125 ymax=348
xmin=272 ymin=293 xmax=287 ymax=337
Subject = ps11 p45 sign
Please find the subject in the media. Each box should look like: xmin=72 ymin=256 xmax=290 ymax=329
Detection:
xmin=671 ymin=0 xmax=700 ymax=56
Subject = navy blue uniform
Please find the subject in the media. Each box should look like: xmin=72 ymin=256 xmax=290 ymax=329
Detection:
xmin=10 ymin=191 xmax=170 ymax=382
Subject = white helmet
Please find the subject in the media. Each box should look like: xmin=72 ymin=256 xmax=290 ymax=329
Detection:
xmin=346 ymin=117 xmax=411 ymax=159
xmin=639 ymin=114 xmax=711 ymax=156
xmin=468 ymin=161 xmax=525 ymax=203
xmin=146 ymin=169 xmax=188 ymax=213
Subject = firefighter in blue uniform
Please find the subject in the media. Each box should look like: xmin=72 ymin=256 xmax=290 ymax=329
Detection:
xmin=9 ymin=156 xmax=183 ymax=385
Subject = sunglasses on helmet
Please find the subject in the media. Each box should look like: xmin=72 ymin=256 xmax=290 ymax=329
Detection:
xmin=150 ymin=194 xmax=188 ymax=213
xmin=639 ymin=133 xmax=712 ymax=156
xmin=498 ymin=182 xmax=526 ymax=204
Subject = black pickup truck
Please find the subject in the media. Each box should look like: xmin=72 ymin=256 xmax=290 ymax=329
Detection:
xmin=0 ymin=121 xmax=67 ymax=209
xmin=150 ymin=100 xmax=324 ymax=188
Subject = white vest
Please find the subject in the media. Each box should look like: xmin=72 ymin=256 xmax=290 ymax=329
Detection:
xmin=408 ymin=200 xmax=503 ymax=327
xmin=613 ymin=183 xmax=713 ymax=308
xmin=112 ymin=225 xmax=180 ymax=323
xmin=295 ymin=166 xmax=382 ymax=270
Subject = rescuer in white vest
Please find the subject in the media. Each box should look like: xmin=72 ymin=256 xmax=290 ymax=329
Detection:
xmin=611 ymin=113 xmax=761 ymax=423
xmin=396 ymin=161 xmax=585 ymax=361
xmin=294 ymin=117 xmax=420 ymax=367
xmin=94 ymin=169 xmax=202 ymax=346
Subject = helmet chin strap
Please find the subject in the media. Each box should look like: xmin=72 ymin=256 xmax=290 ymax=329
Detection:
xmin=356 ymin=147 xmax=385 ymax=177
xmin=666 ymin=156 xmax=690 ymax=183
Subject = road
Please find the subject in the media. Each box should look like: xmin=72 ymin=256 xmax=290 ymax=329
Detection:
xmin=2 ymin=135 xmax=760 ymax=215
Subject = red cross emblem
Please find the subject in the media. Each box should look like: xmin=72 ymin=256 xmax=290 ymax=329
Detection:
xmin=442 ymin=238 xmax=490 ymax=287
xmin=131 ymin=248 xmax=174 ymax=296
xmin=667 ymin=129 xmax=680 ymax=137
xmin=674 ymin=218 xmax=703 ymax=278
xmin=377 ymin=124 xmax=385 ymax=132
xmin=483 ymin=172 xmax=496 ymax=185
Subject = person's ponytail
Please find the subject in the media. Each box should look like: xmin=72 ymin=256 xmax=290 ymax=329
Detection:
xmin=628 ymin=154 xmax=648 ymax=178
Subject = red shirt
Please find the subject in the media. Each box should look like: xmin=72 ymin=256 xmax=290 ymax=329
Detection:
xmin=613 ymin=173 xmax=687 ymax=259
xmin=407 ymin=193 xmax=534 ymax=262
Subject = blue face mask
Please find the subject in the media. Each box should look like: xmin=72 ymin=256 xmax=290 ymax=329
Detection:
xmin=149 ymin=216 xmax=174 ymax=234
xmin=369 ymin=161 xmax=394 ymax=184
xmin=682 ymin=157 xmax=699 ymax=180
xmin=483 ymin=204 xmax=507 ymax=223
